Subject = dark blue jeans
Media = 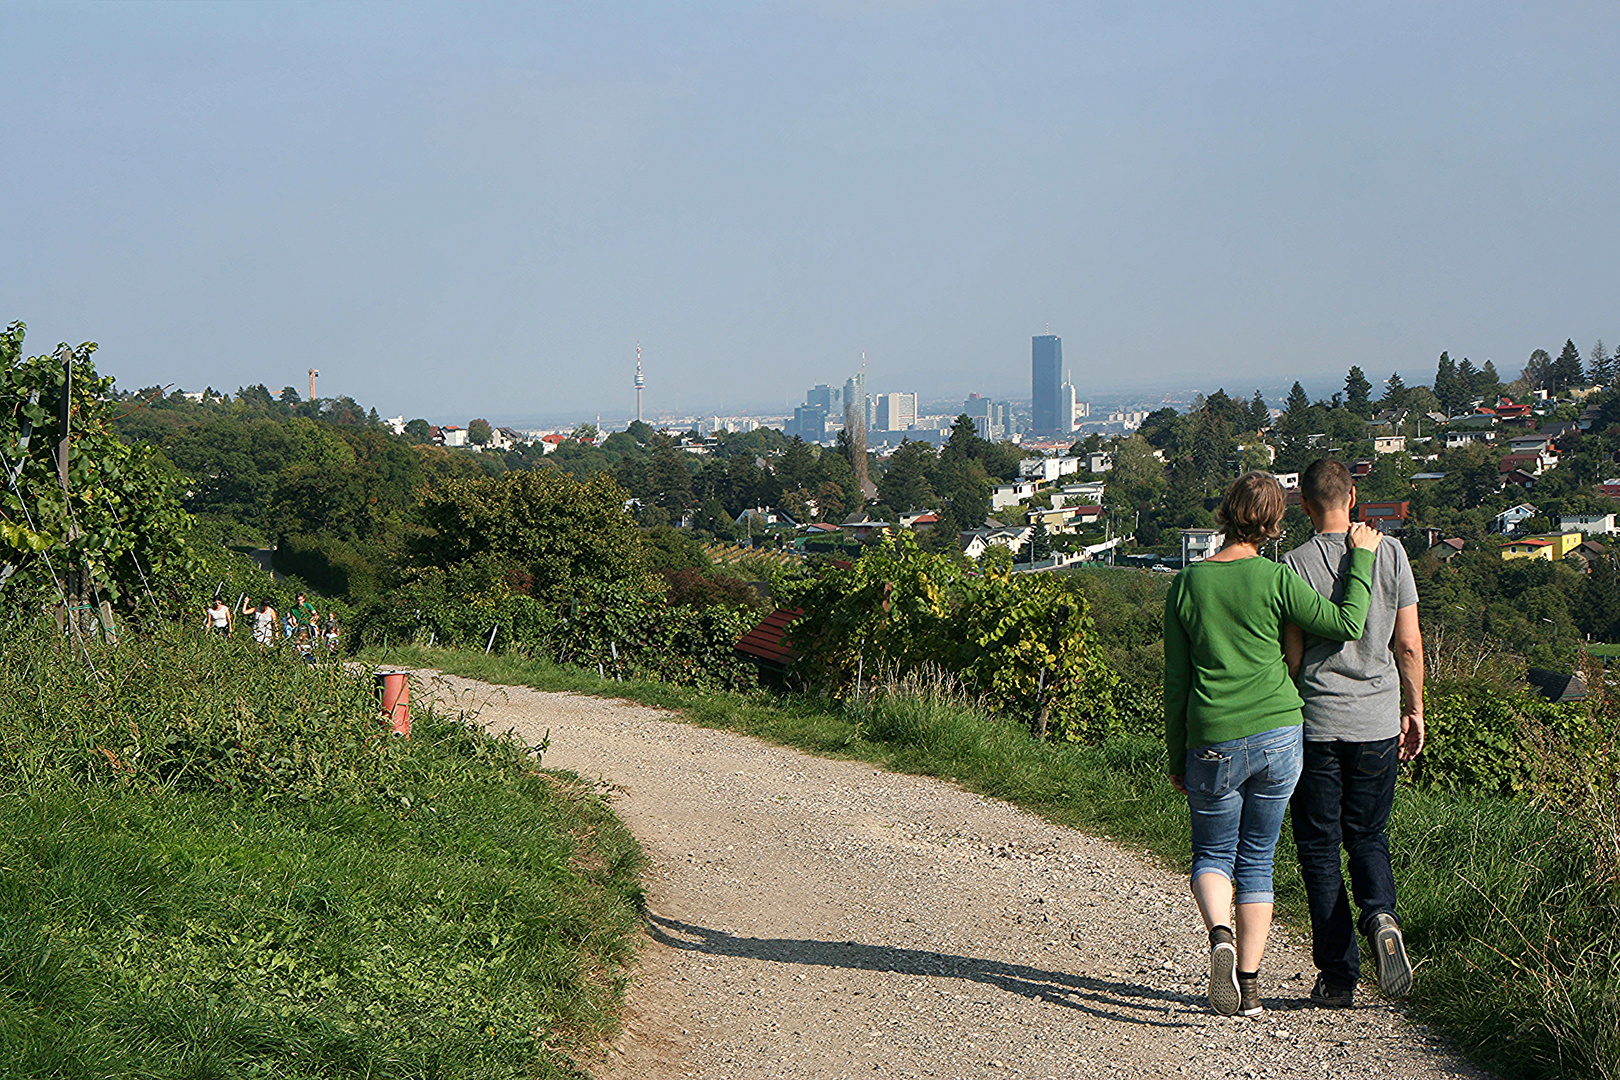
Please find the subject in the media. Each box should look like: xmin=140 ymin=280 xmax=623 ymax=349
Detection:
xmin=1290 ymin=737 xmax=1400 ymax=987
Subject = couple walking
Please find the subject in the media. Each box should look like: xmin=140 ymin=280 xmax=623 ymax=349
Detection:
xmin=1165 ymin=460 xmax=1424 ymax=1016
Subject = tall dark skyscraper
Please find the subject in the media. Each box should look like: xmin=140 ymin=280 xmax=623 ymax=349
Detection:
xmin=1031 ymin=334 xmax=1063 ymax=435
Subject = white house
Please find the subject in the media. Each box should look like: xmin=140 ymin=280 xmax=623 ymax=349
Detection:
xmin=961 ymin=525 xmax=1033 ymax=561
xmin=1446 ymin=430 xmax=1496 ymax=449
xmin=991 ymin=480 xmax=1039 ymax=510
xmin=1019 ymin=456 xmax=1083 ymax=483
xmin=1560 ymin=513 xmax=1617 ymax=536
xmin=1373 ymin=435 xmax=1407 ymax=455
xmin=440 ymin=426 xmax=468 ymax=447
xmin=1493 ymin=503 xmax=1537 ymax=534
xmin=1272 ymin=472 xmax=1300 ymax=490
xmin=1087 ymin=451 xmax=1114 ymax=473
xmin=385 ymin=416 xmax=407 ymax=435
xmin=1181 ymin=528 xmax=1224 ymax=564
xmin=1061 ymin=481 xmax=1108 ymax=501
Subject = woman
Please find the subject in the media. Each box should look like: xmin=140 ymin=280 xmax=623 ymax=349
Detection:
xmin=1164 ymin=472 xmax=1381 ymax=1017
xmin=202 ymin=597 xmax=233 ymax=637
xmin=242 ymin=596 xmax=279 ymax=647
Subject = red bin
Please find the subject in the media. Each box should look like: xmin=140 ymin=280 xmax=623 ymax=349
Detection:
xmin=376 ymin=669 xmax=411 ymax=738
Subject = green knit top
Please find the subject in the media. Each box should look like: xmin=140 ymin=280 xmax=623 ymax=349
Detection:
xmin=1163 ymin=548 xmax=1374 ymax=773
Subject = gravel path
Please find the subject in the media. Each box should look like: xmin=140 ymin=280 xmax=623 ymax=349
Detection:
xmin=413 ymin=671 xmax=1485 ymax=1080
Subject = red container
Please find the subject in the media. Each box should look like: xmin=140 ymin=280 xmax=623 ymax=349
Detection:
xmin=376 ymin=670 xmax=411 ymax=738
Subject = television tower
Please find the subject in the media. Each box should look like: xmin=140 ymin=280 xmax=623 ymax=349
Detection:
xmin=634 ymin=342 xmax=644 ymax=424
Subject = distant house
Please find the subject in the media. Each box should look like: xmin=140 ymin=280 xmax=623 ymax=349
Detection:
xmin=440 ymin=426 xmax=468 ymax=447
xmin=990 ymin=479 xmax=1039 ymax=510
xmin=960 ymin=526 xmax=1033 ymax=560
xmin=1181 ymin=528 xmax=1224 ymax=564
xmin=899 ymin=510 xmax=939 ymax=529
xmin=1350 ymin=460 xmax=1375 ymax=479
xmin=1494 ymin=400 xmax=1534 ymax=421
xmin=1506 ymin=434 xmax=1555 ymax=456
xmin=1579 ymin=404 xmax=1605 ymax=431
xmin=1020 ymin=456 xmax=1083 ymax=482
xmin=1494 ymin=503 xmax=1538 ymax=534
xmin=838 ymin=514 xmax=893 ymax=542
xmin=1599 ymin=479 xmax=1620 ymax=499
xmin=1526 ymin=668 xmax=1588 ymax=704
xmin=539 ymin=433 xmax=567 ymax=454
xmin=1427 ymin=538 xmax=1466 ymax=562
xmin=1499 ymin=451 xmax=1554 ymax=477
xmin=1086 ymin=451 xmax=1114 ymax=474
xmin=1567 ymin=539 xmax=1609 ymax=572
xmin=1272 ymin=471 xmax=1300 ymax=490
xmin=1501 ymin=537 xmax=1554 ymax=561
xmin=1501 ymin=468 xmax=1540 ymax=490
xmin=1560 ymin=513 xmax=1617 ymax=536
xmin=1356 ymin=501 xmax=1410 ymax=532
xmin=1445 ymin=430 xmax=1496 ymax=449
xmin=1373 ymin=435 xmax=1407 ymax=455
xmin=1411 ymin=472 xmax=1447 ymax=482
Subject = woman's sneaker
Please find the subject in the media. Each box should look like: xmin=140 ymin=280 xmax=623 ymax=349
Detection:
xmin=1369 ymin=913 xmax=1413 ymax=998
xmin=1208 ymin=926 xmax=1240 ymax=1015
xmin=1237 ymin=972 xmax=1263 ymax=1017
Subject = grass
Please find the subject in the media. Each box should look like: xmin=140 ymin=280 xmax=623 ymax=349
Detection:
xmin=1585 ymin=642 xmax=1620 ymax=659
xmin=365 ymin=643 xmax=1620 ymax=1080
xmin=0 ymin=627 xmax=643 ymax=1079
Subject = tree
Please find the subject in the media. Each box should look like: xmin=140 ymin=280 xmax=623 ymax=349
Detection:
xmin=1523 ymin=349 xmax=1554 ymax=392
xmin=1552 ymin=339 xmax=1585 ymax=392
xmin=1027 ymin=521 xmax=1051 ymax=562
xmin=468 ymin=418 xmax=493 ymax=445
xmin=1433 ymin=352 xmax=1460 ymax=415
xmin=1455 ymin=358 xmax=1479 ymax=410
xmin=1248 ymin=391 xmax=1269 ymax=430
xmin=1589 ymin=339 xmax=1614 ymax=387
xmin=940 ymin=414 xmax=986 ymax=465
xmin=1477 ymin=360 xmax=1503 ymax=400
xmin=570 ymin=422 xmax=599 ymax=444
xmin=876 ymin=441 xmax=937 ymax=513
xmin=1285 ymin=381 xmax=1312 ymax=418
xmin=1344 ymin=367 xmax=1373 ymax=415
xmin=403 ymin=418 xmax=433 ymax=444
xmin=1381 ymin=371 xmax=1407 ymax=408
xmin=1104 ymin=434 xmax=1165 ymax=515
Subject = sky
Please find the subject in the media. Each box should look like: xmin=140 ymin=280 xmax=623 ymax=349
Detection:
xmin=3 ymin=1 xmax=1618 ymax=427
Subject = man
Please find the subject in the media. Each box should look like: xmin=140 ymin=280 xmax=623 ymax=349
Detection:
xmin=293 ymin=592 xmax=319 ymax=627
xmin=1283 ymin=459 xmax=1425 ymax=1007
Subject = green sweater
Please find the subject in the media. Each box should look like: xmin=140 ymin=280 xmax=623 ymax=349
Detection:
xmin=1163 ymin=548 xmax=1374 ymax=773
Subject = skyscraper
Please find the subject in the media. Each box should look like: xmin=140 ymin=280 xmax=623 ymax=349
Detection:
xmin=806 ymin=384 xmax=838 ymax=412
xmin=1032 ymin=334 xmax=1063 ymax=435
xmin=875 ymin=392 xmax=917 ymax=431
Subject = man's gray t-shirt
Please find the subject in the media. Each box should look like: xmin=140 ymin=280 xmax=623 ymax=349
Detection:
xmin=1283 ymin=533 xmax=1418 ymax=742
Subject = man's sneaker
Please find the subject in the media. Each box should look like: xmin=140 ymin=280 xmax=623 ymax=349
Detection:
xmin=1309 ymin=973 xmax=1355 ymax=1008
xmin=1369 ymin=913 xmax=1413 ymax=998
xmin=1208 ymin=926 xmax=1240 ymax=1016
xmin=1237 ymin=973 xmax=1263 ymax=1017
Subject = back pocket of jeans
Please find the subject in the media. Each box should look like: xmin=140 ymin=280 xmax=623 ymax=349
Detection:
xmin=1186 ymin=747 xmax=1232 ymax=797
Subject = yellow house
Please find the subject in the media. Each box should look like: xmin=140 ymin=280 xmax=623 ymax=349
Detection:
xmin=1501 ymin=533 xmax=1583 ymax=561
xmin=1501 ymin=538 xmax=1553 ymax=561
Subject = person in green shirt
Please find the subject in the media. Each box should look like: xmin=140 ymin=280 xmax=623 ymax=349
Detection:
xmin=1164 ymin=471 xmax=1382 ymax=1017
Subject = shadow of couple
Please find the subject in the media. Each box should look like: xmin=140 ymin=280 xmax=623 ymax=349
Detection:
xmin=645 ymin=912 xmax=1205 ymax=1029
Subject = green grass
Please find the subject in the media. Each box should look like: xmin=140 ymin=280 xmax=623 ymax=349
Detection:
xmin=0 ymin=628 xmax=643 ymax=1079
xmin=1585 ymin=642 xmax=1620 ymax=658
xmin=366 ymin=644 xmax=1620 ymax=1080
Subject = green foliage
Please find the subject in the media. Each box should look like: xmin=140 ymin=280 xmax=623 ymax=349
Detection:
xmin=1416 ymin=677 xmax=1600 ymax=796
xmin=0 ymin=629 xmax=644 ymax=1078
xmin=0 ymin=323 xmax=195 ymax=611
xmin=782 ymin=532 xmax=1119 ymax=740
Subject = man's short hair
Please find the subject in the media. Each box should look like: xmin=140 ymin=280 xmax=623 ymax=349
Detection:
xmin=1301 ymin=459 xmax=1354 ymax=508
xmin=1216 ymin=471 xmax=1286 ymax=545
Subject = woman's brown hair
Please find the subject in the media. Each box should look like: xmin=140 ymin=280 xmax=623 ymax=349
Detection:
xmin=1216 ymin=471 xmax=1286 ymax=545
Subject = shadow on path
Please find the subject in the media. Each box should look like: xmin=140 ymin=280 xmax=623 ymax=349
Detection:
xmin=646 ymin=913 xmax=1200 ymax=1029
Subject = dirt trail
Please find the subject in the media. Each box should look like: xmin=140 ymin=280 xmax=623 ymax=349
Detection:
xmin=416 ymin=672 xmax=1484 ymax=1080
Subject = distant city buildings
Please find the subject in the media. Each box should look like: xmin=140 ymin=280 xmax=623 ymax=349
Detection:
xmin=789 ymin=403 xmax=828 ymax=442
xmin=875 ymin=392 xmax=918 ymax=432
xmin=806 ymin=384 xmax=839 ymax=412
xmin=964 ymin=393 xmax=1015 ymax=441
xmin=1031 ymin=334 xmax=1064 ymax=435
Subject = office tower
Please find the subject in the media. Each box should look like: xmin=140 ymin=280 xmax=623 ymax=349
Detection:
xmin=964 ymin=393 xmax=1010 ymax=441
xmin=844 ymin=369 xmax=868 ymax=432
xmin=807 ymin=384 xmax=838 ymax=412
xmin=792 ymin=404 xmax=828 ymax=442
xmin=876 ymin=392 xmax=918 ymax=432
xmin=1032 ymin=334 xmax=1063 ymax=435
xmin=1061 ymin=382 xmax=1077 ymax=433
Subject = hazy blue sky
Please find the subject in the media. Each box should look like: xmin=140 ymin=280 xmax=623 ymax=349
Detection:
xmin=4 ymin=2 xmax=1617 ymax=425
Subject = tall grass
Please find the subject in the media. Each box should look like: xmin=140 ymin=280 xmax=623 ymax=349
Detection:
xmin=369 ymin=643 xmax=1620 ymax=1080
xmin=0 ymin=623 xmax=644 ymax=1079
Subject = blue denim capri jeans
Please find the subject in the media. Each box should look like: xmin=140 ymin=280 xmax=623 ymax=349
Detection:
xmin=1185 ymin=724 xmax=1304 ymax=905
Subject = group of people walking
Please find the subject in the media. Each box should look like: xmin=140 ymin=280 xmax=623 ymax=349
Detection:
xmin=201 ymin=591 xmax=341 ymax=656
xmin=1165 ymin=460 xmax=1423 ymax=1016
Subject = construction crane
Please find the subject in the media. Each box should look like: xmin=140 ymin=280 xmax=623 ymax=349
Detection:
xmin=634 ymin=343 xmax=644 ymax=424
